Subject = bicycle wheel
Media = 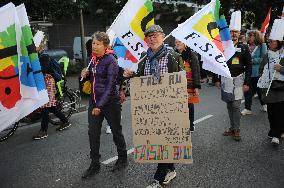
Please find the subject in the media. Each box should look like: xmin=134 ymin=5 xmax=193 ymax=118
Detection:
xmin=49 ymin=90 xmax=75 ymax=125
xmin=0 ymin=122 xmax=19 ymax=142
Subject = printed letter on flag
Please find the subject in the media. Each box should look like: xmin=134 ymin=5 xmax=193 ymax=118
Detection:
xmin=171 ymin=0 xmax=233 ymax=78
xmin=110 ymin=0 xmax=154 ymax=71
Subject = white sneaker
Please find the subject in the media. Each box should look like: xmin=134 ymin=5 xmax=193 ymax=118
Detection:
xmin=253 ymin=94 xmax=258 ymax=98
xmin=146 ymin=180 xmax=162 ymax=188
xmin=106 ymin=125 xmax=112 ymax=134
xmin=261 ymin=105 xmax=267 ymax=112
xmin=163 ymin=170 xmax=176 ymax=184
xmin=271 ymin=137 xmax=280 ymax=145
xmin=241 ymin=109 xmax=252 ymax=115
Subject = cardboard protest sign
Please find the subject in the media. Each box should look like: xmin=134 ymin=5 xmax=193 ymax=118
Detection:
xmin=130 ymin=72 xmax=192 ymax=164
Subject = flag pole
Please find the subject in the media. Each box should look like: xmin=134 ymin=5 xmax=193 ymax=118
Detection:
xmin=265 ymin=71 xmax=276 ymax=96
xmin=80 ymin=57 xmax=94 ymax=81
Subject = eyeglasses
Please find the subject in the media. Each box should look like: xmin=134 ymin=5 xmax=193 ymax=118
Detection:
xmin=146 ymin=33 xmax=161 ymax=39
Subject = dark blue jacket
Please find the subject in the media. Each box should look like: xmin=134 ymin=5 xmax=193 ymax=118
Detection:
xmin=89 ymin=53 xmax=119 ymax=108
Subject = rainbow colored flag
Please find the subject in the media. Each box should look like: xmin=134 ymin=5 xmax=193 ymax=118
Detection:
xmin=0 ymin=3 xmax=48 ymax=132
xmin=171 ymin=0 xmax=234 ymax=78
xmin=110 ymin=0 xmax=154 ymax=70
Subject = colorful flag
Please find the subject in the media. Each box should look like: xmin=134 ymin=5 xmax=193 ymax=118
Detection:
xmin=171 ymin=0 xmax=233 ymax=78
xmin=260 ymin=7 xmax=272 ymax=33
xmin=110 ymin=0 xmax=154 ymax=69
xmin=113 ymin=37 xmax=139 ymax=71
xmin=0 ymin=3 xmax=48 ymax=132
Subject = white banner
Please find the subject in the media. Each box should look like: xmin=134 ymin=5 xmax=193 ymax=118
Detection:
xmin=0 ymin=3 xmax=48 ymax=132
xmin=171 ymin=0 xmax=234 ymax=78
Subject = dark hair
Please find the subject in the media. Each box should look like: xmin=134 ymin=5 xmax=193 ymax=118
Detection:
xmin=275 ymin=40 xmax=282 ymax=50
xmin=92 ymin=32 xmax=110 ymax=46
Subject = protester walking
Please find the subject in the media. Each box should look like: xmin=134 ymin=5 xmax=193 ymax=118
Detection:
xmin=124 ymin=25 xmax=183 ymax=188
xmin=175 ymin=39 xmax=201 ymax=132
xmin=81 ymin=32 xmax=128 ymax=179
xmin=257 ymin=19 xmax=284 ymax=146
xmin=33 ymin=41 xmax=71 ymax=140
xmin=242 ymin=30 xmax=268 ymax=115
xmin=216 ymin=11 xmax=252 ymax=141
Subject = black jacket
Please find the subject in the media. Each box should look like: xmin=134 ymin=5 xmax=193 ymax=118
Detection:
xmin=226 ymin=42 xmax=252 ymax=85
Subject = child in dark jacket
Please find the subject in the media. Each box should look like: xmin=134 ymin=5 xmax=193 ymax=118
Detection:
xmin=33 ymin=54 xmax=71 ymax=140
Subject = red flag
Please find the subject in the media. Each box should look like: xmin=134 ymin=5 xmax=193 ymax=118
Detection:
xmin=260 ymin=7 xmax=272 ymax=33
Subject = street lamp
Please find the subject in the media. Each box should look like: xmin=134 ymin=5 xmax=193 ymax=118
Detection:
xmin=73 ymin=0 xmax=87 ymax=67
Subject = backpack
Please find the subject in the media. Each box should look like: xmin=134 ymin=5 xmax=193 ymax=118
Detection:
xmin=39 ymin=53 xmax=64 ymax=96
xmin=39 ymin=53 xmax=63 ymax=82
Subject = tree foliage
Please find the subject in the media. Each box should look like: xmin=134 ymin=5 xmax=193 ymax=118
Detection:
xmin=0 ymin=0 xmax=87 ymax=21
xmin=1 ymin=0 xmax=283 ymax=29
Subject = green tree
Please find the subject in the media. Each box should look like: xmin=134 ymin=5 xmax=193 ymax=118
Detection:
xmin=0 ymin=0 xmax=87 ymax=21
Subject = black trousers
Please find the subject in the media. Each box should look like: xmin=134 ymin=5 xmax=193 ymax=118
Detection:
xmin=154 ymin=163 xmax=175 ymax=182
xmin=189 ymin=103 xmax=194 ymax=128
xmin=244 ymin=77 xmax=264 ymax=110
xmin=267 ymin=101 xmax=284 ymax=138
xmin=41 ymin=106 xmax=68 ymax=132
xmin=88 ymin=99 xmax=127 ymax=162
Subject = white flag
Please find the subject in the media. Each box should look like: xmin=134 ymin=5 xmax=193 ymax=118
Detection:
xmin=0 ymin=3 xmax=48 ymax=132
xmin=110 ymin=0 xmax=154 ymax=62
xmin=171 ymin=0 xmax=234 ymax=78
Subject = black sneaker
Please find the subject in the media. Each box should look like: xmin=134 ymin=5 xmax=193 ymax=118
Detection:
xmin=82 ymin=162 xmax=100 ymax=179
xmin=267 ymin=130 xmax=273 ymax=139
xmin=56 ymin=122 xmax=71 ymax=131
xmin=190 ymin=125 xmax=195 ymax=133
xmin=111 ymin=158 xmax=128 ymax=172
xmin=33 ymin=131 xmax=48 ymax=140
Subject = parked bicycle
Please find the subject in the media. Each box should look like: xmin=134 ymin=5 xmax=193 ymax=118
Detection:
xmin=0 ymin=56 xmax=81 ymax=142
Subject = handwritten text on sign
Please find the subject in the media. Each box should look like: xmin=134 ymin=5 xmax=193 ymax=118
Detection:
xmin=130 ymin=72 xmax=192 ymax=163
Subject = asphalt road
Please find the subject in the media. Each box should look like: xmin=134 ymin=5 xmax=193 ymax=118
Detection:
xmin=0 ymin=83 xmax=283 ymax=188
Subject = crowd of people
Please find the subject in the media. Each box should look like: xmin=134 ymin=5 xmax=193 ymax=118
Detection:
xmin=29 ymin=9 xmax=284 ymax=188
xmin=78 ymin=20 xmax=283 ymax=188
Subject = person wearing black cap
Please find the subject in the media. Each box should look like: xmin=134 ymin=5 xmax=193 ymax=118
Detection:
xmin=124 ymin=24 xmax=183 ymax=188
